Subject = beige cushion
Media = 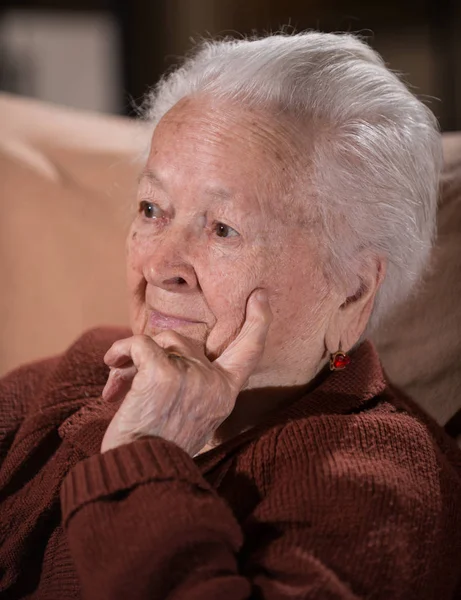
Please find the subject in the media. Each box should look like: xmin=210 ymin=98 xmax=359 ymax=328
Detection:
xmin=371 ymin=133 xmax=461 ymax=431
xmin=0 ymin=93 xmax=148 ymax=374
xmin=1 ymin=93 xmax=460 ymax=438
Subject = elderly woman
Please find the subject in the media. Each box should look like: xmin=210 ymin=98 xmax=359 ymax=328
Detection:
xmin=1 ymin=31 xmax=460 ymax=600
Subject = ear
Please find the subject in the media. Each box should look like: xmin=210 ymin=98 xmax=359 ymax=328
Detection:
xmin=325 ymin=256 xmax=387 ymax=354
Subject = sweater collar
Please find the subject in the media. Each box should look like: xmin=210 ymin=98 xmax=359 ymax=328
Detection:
xmin=194 ymin=339 xmax=386 ymax=473
xmin=56 ymin=330 xmax=386 ymax=473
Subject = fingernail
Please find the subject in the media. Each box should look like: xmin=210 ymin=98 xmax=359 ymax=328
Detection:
xmin=256 ymin=289 xmax=267 ymax=303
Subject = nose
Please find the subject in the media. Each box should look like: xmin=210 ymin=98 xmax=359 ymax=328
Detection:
xmin=142 ymin=226 xmax=200 ymax=293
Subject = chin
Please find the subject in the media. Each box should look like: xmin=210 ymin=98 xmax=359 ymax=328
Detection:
xmin=144 ymin=321 xmax=207 ymax=348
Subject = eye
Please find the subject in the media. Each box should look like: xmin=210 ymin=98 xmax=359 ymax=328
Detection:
xmin=139 ymin=200 xmax=161 ymax=219
xmin=214 ymin=222 xmax=239 ymax=239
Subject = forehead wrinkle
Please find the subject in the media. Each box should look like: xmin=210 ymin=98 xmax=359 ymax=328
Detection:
xmin=149 ymin=96 xmax=311 ymax=225
xmin=172 ymin=121 xmax=299 ymax=216
xmin=139 ymin=167 xmax=235 ymax=206
xmin=159 ymin=95 xmax=302 ymax=173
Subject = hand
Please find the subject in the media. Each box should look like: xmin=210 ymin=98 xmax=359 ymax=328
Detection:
xmin=100 ymin=289 xmax=272 ymax=456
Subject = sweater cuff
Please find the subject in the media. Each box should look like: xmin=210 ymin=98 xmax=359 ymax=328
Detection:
xmin=61 ymin=437 xmax=211 ymax=526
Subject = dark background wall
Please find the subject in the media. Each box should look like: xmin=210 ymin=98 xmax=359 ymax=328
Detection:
xmin=1 ymin=0 xmax=460 ymax=130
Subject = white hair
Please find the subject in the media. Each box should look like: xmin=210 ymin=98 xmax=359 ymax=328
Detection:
xmin=142 ymin=31 xmax=442 ymax=333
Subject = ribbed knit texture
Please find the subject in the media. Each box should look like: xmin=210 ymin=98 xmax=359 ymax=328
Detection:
xmin=61 ymin=436 xmax=213 ymax=526
xmin=0 ymin=327 xmax=460 ymax=599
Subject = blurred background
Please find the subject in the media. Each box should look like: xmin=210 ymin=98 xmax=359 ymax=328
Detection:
xmin=1 ymin=0 xmax=460 ymax=130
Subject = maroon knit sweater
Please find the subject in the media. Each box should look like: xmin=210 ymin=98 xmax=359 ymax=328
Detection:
xmin=0 ymin=327 xmax=460 ymax=600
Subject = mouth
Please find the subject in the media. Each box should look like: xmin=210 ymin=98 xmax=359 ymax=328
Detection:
xmin=149 ymin=309 xmax=203 ymax=330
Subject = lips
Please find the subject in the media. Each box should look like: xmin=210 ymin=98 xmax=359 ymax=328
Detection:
xmin=149 ymin=309 xmax=202 ymax=329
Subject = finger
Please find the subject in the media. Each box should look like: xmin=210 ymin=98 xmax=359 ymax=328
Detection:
xmin=104 ymin=337 xmax=136 ymax=367
xmin=214 ymin=288 xmax=272 ymax=388
xmin=102 ymin=365 xmax=137 ymax=403
xmin=152 ymin=330 xmax=205 ymax=363
xmin=104 ymin=335 xmax=169 ymax=371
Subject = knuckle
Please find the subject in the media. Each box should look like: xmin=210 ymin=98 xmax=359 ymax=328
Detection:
xmin=135 ymin=334 xmax=154 ymax=349
xmin=153 ymin=330 xmax=183 ymax=346
xmin=106 ymin=340 xmax=122 ymax=356
xmin=130 ymin=335 xmax=157 ymax=363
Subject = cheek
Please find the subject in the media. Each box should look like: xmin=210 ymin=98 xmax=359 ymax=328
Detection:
xmin=125 ymin=226 xmax=150 ymax=281
xmin=199 ymin=239 xmax=266 ymax=305
xmin=201 ymin=256 xmax=265 ymax=358
xmin=264 ymin=247 xmax=330 ymax=342
xmin=125 ymin=227 xmax=150 ymax=326
xmin=201 ymin=263 xmax=257 ymax=333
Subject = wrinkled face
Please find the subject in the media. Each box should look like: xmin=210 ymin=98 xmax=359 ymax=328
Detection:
xmin=127 ymin=96 xmax=335 ymax=387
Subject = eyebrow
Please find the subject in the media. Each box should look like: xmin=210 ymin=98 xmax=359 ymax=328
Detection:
xmin=138 ymin=169 xmax=163 ymax=187
xmin=138 ymin=169 xmax=234 ymax=202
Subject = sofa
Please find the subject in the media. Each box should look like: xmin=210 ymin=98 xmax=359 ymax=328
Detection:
xmin=1 ymin=92 xmax=460 ymax=443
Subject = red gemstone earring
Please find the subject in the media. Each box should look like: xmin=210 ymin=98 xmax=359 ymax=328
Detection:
xmin=330 ymin=343 xmax=351 ymax=371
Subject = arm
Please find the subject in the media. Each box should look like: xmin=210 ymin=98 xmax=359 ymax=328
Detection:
xmin=61 ymin=413 xmax=446 ymax=600
xmin=62 ymin=437 xmax=249 ymax=600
